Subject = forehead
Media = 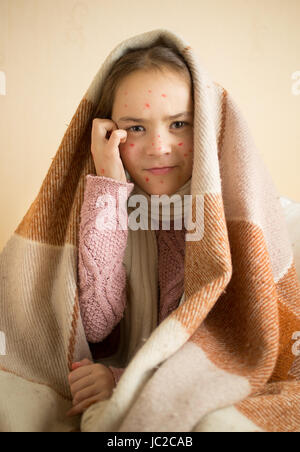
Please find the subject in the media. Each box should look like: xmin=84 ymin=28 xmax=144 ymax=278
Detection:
xmin=116 ymin=69 xmax=191 ymax=95
xmin=112 ymin=69 xmax=193 ymax=116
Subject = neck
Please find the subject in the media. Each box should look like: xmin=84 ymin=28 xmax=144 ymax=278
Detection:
xmin=127 ymin=178 xmax=192 ymax=232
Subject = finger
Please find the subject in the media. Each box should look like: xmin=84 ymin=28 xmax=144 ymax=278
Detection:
xmin=70 ymin=359 xmax=92 ymax=372
xmin=71 ymin=362 xmax=82 ymax=371
xmin=92 ymin=118 xmax=117 ymax=141
xmin=68 ymin=365 xmax=93 ymax=385
xmin=108 ymin=129 xmax=127 ymax=146
xmin=80 ymin=358 xmax=93 ymax=366
xmin=70 ymin=374 xmax=96 ymax=399
xmin=66 ymin=394 xmax=106 ymax=417
xmin=73 ymin=382 xmax=99 ymax=405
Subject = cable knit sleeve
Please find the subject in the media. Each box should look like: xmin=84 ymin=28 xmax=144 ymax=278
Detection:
xmin=78 ymin=174 xmax=135 ymax=343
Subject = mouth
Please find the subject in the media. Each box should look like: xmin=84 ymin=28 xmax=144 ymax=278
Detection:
xmin=146 ymin=166 xmax=176 ymax=175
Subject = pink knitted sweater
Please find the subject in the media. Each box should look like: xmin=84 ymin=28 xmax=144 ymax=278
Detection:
xmin=78 ymin=174 xmax=186 ymax=387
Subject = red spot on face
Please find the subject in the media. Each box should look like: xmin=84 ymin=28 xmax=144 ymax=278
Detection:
xmin=145 ymin=177 xmax=150 ymax=182
xmin=145 ymin=103 xmax=150 ymax=108
xmin=158 ymin=135 xmax=160 ymax=138
xmin=148 ymin=90 xmax=152 ymax=93
xmin=189 ymin=149 xmax=193 ymax=153
xmin=158 ymin=147 xmax=162 ymax=151
xmin=101 ymin=168 xmax=105 ymax=174
xmin=129 ymin=143 xmax=135 ymax=147
xmin=152 ymin=143 xmax=154 ymax=146
xmin=124 ymin=91 xmax=128 ymax=95
xmin=161 ymin=94 xmax=167 ymax=98
xmin=178 ymin=142 xmax=184 ymax=146
xmin=184 ymin=153 xmax=188 ymax=157
xmin=160 ymin=180 xmax=164 ymax=184
xmin=124 ymin=104 xmax=128 ymax=108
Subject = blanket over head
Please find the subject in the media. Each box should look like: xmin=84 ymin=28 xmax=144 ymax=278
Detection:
xmin=1 ymin=28 xmax=300 ymax=433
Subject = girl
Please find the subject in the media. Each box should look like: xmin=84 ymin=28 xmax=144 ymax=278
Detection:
xmin=67 ymin=41 xmax=194 ymax=417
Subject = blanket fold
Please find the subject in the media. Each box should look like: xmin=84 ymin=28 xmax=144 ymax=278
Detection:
xmin=1 ymin=28 xmax=300 ymax=432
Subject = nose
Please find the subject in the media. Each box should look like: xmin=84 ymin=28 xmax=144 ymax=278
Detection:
xmin=145 ymin=134 xmax=172 ymax=157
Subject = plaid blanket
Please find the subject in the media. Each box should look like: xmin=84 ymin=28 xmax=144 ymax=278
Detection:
xmin=0 ymin=28 xmax=300 ymax=432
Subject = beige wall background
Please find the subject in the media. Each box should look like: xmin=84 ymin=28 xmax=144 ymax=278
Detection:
xmin=0 ymin=0 xmax=299 ymax=252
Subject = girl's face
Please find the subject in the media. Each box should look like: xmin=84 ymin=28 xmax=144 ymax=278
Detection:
xmin=111 ymin=69 xmax=194 ymax=195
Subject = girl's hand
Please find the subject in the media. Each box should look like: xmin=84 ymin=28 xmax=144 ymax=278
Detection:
xmin=91 ymin=118 xmax=128 ymax=183
xmin=66 ymin=358 xmax=115 ymax=417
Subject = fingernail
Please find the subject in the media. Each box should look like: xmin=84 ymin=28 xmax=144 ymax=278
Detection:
xmin=71 ymin=362 xmax=81 ymax=368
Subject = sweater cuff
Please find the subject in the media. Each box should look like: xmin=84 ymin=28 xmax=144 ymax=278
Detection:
xmin=108 ymin=366 xmax=126 ymax=387
xmin=83 ymin=175 xmax=135 ymax=217
xmin=85 ymin=174 xmax=135 ymax=199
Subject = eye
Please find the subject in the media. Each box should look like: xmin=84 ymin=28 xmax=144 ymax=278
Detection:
xmin=127 ymin=125 xmax=145 ymax=133
xmin=171 ymin=121 xmax=188 ymax=129
xmin=126 ymin=121 xmax=189 ymax=133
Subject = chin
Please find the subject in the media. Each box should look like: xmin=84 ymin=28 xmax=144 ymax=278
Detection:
xmin=152 ymin=187 xmax=175 ymax=196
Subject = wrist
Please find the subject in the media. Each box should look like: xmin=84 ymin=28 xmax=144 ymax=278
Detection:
xmin=107 ymin=367 xmax=117 ymax=388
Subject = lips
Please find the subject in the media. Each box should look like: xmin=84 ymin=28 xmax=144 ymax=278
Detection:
xmin=146 ymin=167 xmax=175 ymax=175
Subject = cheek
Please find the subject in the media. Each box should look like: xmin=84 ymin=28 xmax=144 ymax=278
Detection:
xmin=180 ymin=148 xmax=194 ymax=168
xmin=120 ymin=141 xmax=134 ymax=154
xmin=177 ymin=141 xmax=193 ymax=160
xmin=120 ymin=143 xmax=138 ymax=166
xmin=187 ymin=153 xmax=194 ymax=170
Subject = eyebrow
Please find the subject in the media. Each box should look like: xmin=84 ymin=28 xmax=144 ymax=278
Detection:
xmin=117 ymin=111 xmax=193 ymax=123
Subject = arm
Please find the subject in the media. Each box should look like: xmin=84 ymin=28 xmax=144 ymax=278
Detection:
xmin=78 ymin=174 xmax=134 ymax=343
